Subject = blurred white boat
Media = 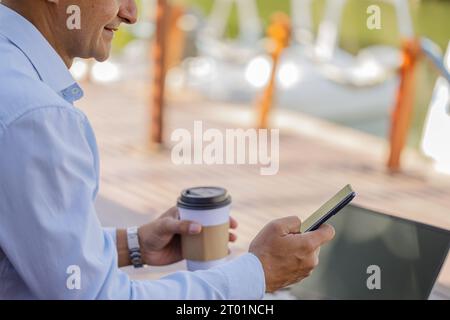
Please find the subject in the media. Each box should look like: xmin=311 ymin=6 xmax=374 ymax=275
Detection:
xmin=421 ymin=41 xmax=450 ymax=174
xmin=277 ymin=0 xmax=414 ymax=134
xmin=173 ymin=0 xmax=415 ymax=136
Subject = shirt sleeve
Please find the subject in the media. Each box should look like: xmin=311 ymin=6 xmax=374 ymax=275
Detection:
xmin=0 ymin=106 xmax=266 ymax=299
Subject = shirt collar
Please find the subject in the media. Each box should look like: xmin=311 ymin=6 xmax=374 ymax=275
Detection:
xmin=0 ymin=4 xmax=83 ymax=103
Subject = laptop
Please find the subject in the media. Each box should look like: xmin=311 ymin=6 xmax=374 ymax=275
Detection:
xmin=291 ymin=204 xmax=450 ymax=300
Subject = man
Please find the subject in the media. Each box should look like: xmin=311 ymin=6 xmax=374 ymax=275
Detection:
xmin=0 ymin=0 xmax=335 ymax=299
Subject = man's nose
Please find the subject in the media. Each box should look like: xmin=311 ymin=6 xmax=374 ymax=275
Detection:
xmin=119 ymin=0 xmax=138 ymax=25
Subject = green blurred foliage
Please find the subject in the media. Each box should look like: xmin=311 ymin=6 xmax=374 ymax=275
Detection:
xmin=114 ymin=0 xmax=450 ymax=54
xmin=182 ymin=0 xmax=449 ymax=52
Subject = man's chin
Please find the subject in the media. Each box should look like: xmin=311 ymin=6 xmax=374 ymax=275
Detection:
xmin=78 ymin=47 xmax=111 ymax=63
xmin=92 ymin=43 xmax=112 ymax=62
xmin=94 ymin=50 xmax=111 ymax=62
xmin=94 ymin=54 xmax=110 ymax=63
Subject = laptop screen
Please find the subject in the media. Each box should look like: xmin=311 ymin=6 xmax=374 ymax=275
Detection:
xmin=291 ymin=205 xmax=450 ymax=300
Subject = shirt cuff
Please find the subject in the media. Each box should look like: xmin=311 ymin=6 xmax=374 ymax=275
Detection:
xmin=216 ymin=252 xmax=266 ymax=300
xmin=103 ymin=227 xmax=117 ymax=245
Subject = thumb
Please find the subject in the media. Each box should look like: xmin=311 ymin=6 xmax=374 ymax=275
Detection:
xmin=299 ymin=223 xmax=335 ymax=248
xmin=164 ymin=218 xmax=202 ymax=235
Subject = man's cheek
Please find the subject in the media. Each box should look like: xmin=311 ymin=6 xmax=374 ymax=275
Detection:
xmin=95 ymin=2 xmax=120 ymax=21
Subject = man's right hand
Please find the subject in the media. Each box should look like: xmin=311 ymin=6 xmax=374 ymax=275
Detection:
xmin=249 ymin=216 xmax=335 ymax=293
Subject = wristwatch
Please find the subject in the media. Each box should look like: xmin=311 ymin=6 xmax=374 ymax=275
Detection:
xmin=127 ymin=226 xmax=144 ymax=268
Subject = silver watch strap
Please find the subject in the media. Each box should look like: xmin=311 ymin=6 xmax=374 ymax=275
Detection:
xmin=127 ymin=226 xmax=143 ymax=268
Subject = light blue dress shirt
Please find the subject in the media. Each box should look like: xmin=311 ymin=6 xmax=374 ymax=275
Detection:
xmin=0 ymin=4 xmax=265 ymax=300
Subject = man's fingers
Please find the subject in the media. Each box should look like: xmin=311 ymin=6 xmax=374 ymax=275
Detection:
xmin=272 ymin=216 xmax=302 ymax=235
xmin=315 ymin=246 xmax=321 ymax=256
xmin=229 ymin=232 xmax=237 ymax=242
xmin=297 ymin=224 xmax=335 ymax=251
xmin=164 ymin=218 xmax=202 ymax=235
xmin=229 ymin=216 xmax=238 ymax=229
xmin=316 ymin=224 xmax=336 ymax=243
xmin=161 ymin=207 xmax=179 ymax=219
xmin=161 ymin=211 xmax=238 ymax=237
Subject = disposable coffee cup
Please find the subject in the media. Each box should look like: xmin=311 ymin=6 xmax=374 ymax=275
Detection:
xmin=177 ymin=186 xmax=231 ymax=271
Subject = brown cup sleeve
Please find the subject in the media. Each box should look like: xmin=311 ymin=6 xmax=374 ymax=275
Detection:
xmin=181 ymin=222 xmax=229 ymax=261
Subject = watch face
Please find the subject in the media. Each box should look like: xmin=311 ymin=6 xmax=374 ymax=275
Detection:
xmin=127 ymin=227 xmax=140 ymax=249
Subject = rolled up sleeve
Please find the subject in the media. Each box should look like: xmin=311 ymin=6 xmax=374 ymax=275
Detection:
xmin=0 ymin=106 xmax=265 ymax=300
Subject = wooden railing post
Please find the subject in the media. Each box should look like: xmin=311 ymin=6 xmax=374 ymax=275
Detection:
xmin=167 ymin=6 xmax=186 ymax=71
xmin=151 ymin=0 xmax=169 ymax=145
xmin=256 ymin=13 xmax=291 ymax=129
xmin=387 ymin=38 xmax=421 ymax=171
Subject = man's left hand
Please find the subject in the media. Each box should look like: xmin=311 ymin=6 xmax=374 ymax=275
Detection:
xmin=138 ymin=207 xmax=238 ymax=266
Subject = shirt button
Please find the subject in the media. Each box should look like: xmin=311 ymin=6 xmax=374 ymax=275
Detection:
xmin=71 ymin=88 xmax=80 ymax=95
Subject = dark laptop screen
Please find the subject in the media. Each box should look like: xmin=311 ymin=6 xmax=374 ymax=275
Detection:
xmin=291 ymin=205 xmax=450 ymax=300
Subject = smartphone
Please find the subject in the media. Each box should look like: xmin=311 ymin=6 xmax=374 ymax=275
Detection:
xmin=300 ymin=184 xmax=356 ymax=233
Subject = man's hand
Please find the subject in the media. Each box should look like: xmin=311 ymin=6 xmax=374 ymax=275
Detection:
xmin=249 ymin=216 xmax=335 ymax=293
xmin=137 ymin=207 xmax=238 ymax=266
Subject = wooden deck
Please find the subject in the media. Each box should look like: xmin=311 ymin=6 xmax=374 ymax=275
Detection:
xmin=77 ymin=80 xmax=450 ymax=290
